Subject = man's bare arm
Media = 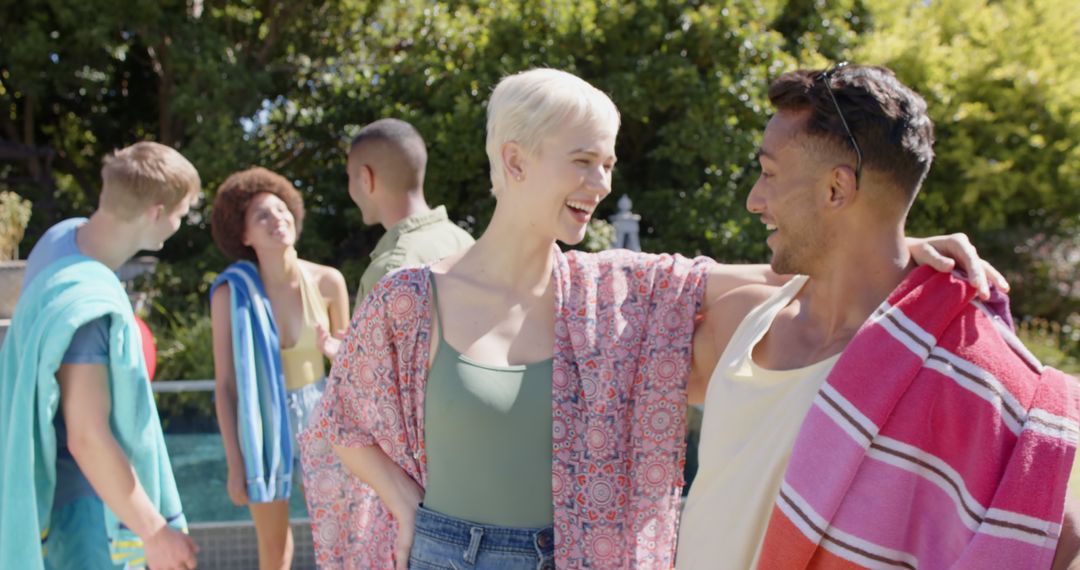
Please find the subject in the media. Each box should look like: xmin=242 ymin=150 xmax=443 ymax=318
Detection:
xmin=701 ymin=235 xmax=1007 ymax=308
xmin=703 ymin=264 xmax=785 ymax=309
xmin=59 ymin=363 xmax=198 ymax=569
xmin=688 ymin=306 xmax=722 ymax=406
xmin=689 ymin=284 xmax=777 ymax=405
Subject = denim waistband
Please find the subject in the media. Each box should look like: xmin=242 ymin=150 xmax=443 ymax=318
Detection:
xmin=285 ymin=375 xmax=326 ymax=398
xmin=414 ymin=505 xmax=554 ymax=554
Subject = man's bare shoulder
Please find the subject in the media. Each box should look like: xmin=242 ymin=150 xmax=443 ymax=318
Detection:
xmin=703 ymin=283 xmax=780 ymax=333
xmin=689 ymin=283 xmax=782 ymax=403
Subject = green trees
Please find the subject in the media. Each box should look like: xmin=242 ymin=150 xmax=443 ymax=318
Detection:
xmin=3 ymin=0 xmax=1079 ymax=378
xmin=253 ymin=0 xmax=800 ymax=271
xmin=855 ymin=0 xmax=1080 ymax=319
xmin=0 ymin=0 xmax=364 ymax=235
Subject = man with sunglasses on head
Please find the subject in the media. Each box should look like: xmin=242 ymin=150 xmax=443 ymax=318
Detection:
xmin=677 ymin=64 xmax=1080 ymax=569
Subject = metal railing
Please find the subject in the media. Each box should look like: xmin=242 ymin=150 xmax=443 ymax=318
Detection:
xmin=152 ymin=379 xmax=215 ymax=392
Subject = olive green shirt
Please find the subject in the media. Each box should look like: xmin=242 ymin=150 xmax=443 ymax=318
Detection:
xmin=357 ymin=205 xmax=474 ymax=308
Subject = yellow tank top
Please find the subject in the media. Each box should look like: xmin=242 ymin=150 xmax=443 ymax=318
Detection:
xmin=280 ymin=267 xmax=330 ymax=391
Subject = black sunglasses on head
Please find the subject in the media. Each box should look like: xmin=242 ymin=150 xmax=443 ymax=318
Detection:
xmin=815 ymin=62 xmax=863 ymax=186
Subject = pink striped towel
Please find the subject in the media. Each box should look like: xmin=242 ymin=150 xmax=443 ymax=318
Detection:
xmin=758 ymin=266 xmax=1080 ymax=569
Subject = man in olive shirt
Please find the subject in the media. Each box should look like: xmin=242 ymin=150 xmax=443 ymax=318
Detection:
xmin=347 ymin=119 xmax=474 ymax=307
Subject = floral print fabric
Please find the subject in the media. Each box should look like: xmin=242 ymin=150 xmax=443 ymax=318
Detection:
xmin=300 ymin=247 xmax=712 ymax=569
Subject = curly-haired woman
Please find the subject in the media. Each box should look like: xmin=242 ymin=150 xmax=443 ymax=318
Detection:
xmin=209 ymin=167 xmax=349 ymax=569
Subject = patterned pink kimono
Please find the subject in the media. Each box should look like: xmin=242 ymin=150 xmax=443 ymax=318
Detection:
xmin=300 ymin=247 xmax=713 ymax=569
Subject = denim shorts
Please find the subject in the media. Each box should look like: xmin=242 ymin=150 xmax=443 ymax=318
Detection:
xmin=409 ymin=505 xmax=555 ymax=570
xmin=285 ymin=377 xmax=326 ymax=467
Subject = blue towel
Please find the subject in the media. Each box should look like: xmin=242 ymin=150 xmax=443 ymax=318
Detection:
xmin=210 ymin=261 xmax=292 ymax=503
xmin=0 ymin=255 xmax=186 ymax=569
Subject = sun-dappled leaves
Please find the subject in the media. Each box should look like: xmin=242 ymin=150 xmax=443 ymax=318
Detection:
xmin=3 ymin=0 xmax=1079 ymax=380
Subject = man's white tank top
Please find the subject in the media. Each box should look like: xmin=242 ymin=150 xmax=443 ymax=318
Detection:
xmin=677 ymin=276 xmax=841 ymax=569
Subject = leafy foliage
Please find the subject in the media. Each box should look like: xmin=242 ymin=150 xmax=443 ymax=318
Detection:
xmin=3 ymin=0 xmax=1079 ymax=378
xmin=0 ymin=191 xmax=31 ymax=260
xmin=854 ymin=0 xmax=1080 ymax=318
xmin=1017 ymin=317 xmax=1080 ymax=377
xmin=0 ymin=0 xmax=368 ymax=252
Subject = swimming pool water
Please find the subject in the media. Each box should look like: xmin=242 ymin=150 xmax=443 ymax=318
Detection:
xmin=163 ymin=432 xmax=308 ymax=522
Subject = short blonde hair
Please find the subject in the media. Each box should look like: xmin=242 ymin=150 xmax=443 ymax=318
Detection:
xmin=486 ymin=68 xmax=620 ymax=194
xmin=99 ymin=141 xmax=200 ymax=217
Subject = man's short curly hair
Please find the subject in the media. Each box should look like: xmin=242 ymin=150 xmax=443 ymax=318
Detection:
xmin=768 ymin=65 xmax=934 ymax=201
xmin=211 ymin=167 xmax=305 ymax=261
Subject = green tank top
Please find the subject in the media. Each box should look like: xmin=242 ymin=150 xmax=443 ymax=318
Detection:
xmin=422 ymin=275 xmax=554 ymax=528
